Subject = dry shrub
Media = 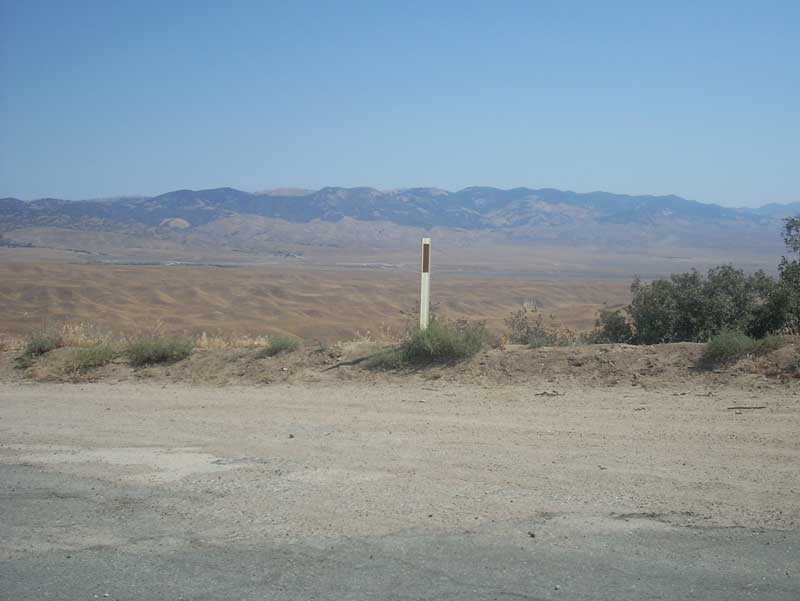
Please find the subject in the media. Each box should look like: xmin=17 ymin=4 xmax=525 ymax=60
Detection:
xmin=504 ymin=307 xmax=580 ymax=348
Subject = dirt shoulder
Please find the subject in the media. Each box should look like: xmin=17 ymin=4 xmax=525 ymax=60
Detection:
xmin=2 ymin=364 xmax=798 ymax=599
xmin=1 ymin=380 xmax=799 ymax=539
xmin=2 ymin=337 xmax=799 ymax=390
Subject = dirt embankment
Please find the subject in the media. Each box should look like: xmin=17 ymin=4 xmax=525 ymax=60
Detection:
xmin=2 ymin=338 xmax=799 ymax=390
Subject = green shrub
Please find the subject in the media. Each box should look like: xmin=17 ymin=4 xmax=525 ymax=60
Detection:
xmin=628 ymin=267 xmax=775 ymax=344
xmin=751 ymin=334 xmax=786 ymax=355
xmin=71 ymin=343 xmax=118 ymax=372
xmin=23 ymin=331 xmax=63 ymax=357
xmin=591 ymin=308 xmax=634 ymax=344
xmin=627 ymin=216 xmax=800 ymax=343
xmin=367 ymin=319 xmax=486 ymax=369
xmin=363 ymin=347 xmax=406 ymax=370
xmin=256 ymin=336 xmax=300 ymax=358
xmin=126 ymin=336 xmax=193 ymax=367
xmin=15 ymin=331 xmax=63 ymax=368
xmin=700 ymin=331 xmax=784 ymax=367
xmin=701 ymin=330 xmax=754 ymax=365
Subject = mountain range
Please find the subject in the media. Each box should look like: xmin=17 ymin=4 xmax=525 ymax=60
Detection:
xmin=1 ymin=187 xmax=798 ymax=263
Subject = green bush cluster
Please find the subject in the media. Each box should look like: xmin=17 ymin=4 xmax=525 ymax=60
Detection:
xmin=256 ymin=336 xmax=299 ymax=358
xmin=700 ymin=330 xmax=784 ymax=367
xmin=367 ymin=318 xmax=486 ymax=369
xmin=125 ymin=336 xmax=194 ymax=367
xmin=626 ymin=266 xmax=773 ymax=343
xmin=590 ymin=216 xmax=800 ymax=344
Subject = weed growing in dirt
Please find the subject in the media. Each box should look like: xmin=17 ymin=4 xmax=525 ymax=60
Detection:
xmin=366 ymin=318 xmax=486 ymax=369
xmin=15 ymin=331 xmax=63 ymax=368
xmin=504 ymin=307 xmax=580 ymax=348
xmin=126 ymin=336 xmax=194 ymax=367
xmin=23 ymin=331 xmax=63 ymax=357
xmin=700 ymin=330 xmax=784 ymax=367
xmin=70 ymin=343 xmax=118 ymax=372
xmin=256 ymin=336 xmax=300 ymax=358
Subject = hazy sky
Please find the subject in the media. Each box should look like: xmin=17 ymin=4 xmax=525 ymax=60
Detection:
xmin=1 ymin=1 xmax=798 ymax=206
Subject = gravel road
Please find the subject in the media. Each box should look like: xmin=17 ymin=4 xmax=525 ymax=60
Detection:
xmin=1 ymin=381 xmax=798 ymax=600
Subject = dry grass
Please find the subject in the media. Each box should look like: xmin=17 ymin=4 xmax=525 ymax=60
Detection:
xmin=0 ymin=333 xmax=24 ymax=352
xmin=4 ymin=323 xmax=110 ymax=355
xmin=195 ymin=332 xmax=272 ymax=351
xmin=58 ymin=322 xmax=112 ymax=348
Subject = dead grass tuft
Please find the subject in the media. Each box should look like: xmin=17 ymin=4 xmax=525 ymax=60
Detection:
xmin=0 ymin=333 xmax=25 ymax=352
xmin=58 ymin=322 xmax=112 ymax=348
xmin=195 ymin=332 xmax=273 ymax=351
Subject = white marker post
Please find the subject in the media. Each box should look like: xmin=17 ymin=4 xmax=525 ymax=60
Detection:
xmin=420 ymin=237 xmax=431 ymax=330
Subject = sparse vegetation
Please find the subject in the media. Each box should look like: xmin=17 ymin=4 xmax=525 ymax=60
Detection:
xmin=23 ymin=331 xmax=63 ymax=357
xmin=125 ymin=335 xmax=194 ymax=367
xmin=195 ymin=332 xmax=273 ymax=350
xmin=504 ymin=307 xmax=579 ymax=348
xmin=70 ymin=343 xmax=118 ymax=372
xmin=367 ymin=318 xmax=486 ymax=369
xmin=0 ymin=334 xmax=24 ymax=352
xmin=700 ymin=330 xmax=785 ymax=367
xmin=256 ymin=335 xmax=300 ymax=358
xmin=15 ymin=330 xmax=63 ymax=368
xmin=58 ymin=322 xmax=111 ymax=348
xmin=505 ymin=308 xmax=534 ymax=344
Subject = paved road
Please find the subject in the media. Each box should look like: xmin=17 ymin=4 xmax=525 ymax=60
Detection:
xmin=1 ymin=383 xmax=798 ymax=599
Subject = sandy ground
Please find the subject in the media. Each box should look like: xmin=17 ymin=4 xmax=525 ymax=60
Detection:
xmin=1 ymin=380 xmax=799 ymax=599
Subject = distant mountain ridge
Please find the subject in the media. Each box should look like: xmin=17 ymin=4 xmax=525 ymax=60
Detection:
xmin=2 ymin=186 xmax=796 ymax=231
xmin=1 ymin=186 xmax=796 ymax=260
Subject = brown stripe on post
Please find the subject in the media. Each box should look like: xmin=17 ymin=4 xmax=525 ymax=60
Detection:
xmin=422 ymin=243 xmax=430 ymax=273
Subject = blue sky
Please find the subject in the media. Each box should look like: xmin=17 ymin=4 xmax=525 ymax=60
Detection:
xmin=1 ymin=1 xmax=798 ymax=206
